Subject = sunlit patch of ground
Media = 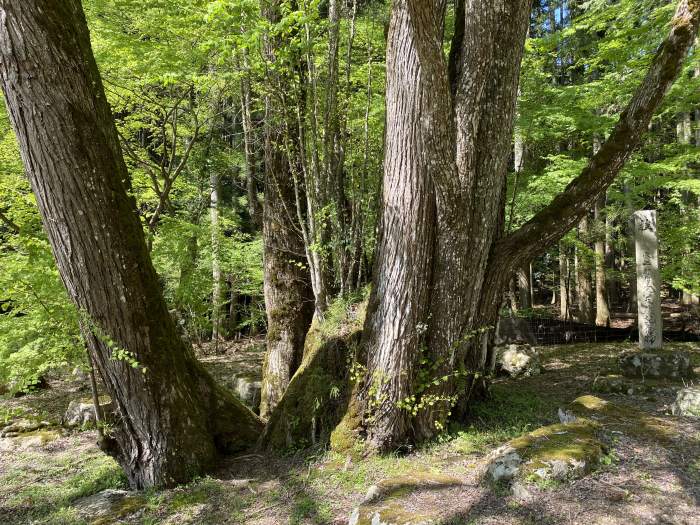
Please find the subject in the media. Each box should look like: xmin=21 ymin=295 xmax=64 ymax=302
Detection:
xmin=0 ymin=341 xmax=698 ymax=524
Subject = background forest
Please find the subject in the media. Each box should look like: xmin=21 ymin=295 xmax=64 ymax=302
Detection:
xmin=1 ymin=0 xmax=697 ymax=391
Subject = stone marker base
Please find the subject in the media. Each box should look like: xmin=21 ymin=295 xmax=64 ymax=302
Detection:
xmin=618 ymin=350 xmax=694 ymax=379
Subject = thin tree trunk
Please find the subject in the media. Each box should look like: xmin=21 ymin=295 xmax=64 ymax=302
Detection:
xmin=577 ymin=215 xmax=594 ymax=324
xmin=0 ymin=0 xmax=262 ymax=488
xmin=595 ymin=194 xmax=610 ymax=326
xmin=240 ymin=57 xmax=262 ymax=228
xmin=559 ymin=242 xmax=570 ymax=319
xmin=210 ymin=170 xmax=224 ymax=348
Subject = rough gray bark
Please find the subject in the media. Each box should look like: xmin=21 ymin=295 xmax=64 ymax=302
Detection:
xmin=0 ymin=0 xmax=263 ymax=488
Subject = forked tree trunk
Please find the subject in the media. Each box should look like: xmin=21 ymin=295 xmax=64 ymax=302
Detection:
xmin=0 ymin=0 xmax=262 ymax=488
xmin=358 ymin=0 xmax=700 ymax=450
xmin=259 ymin=0 xmax=314 ymax=419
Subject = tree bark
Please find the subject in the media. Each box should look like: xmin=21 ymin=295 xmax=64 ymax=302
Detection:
xmin=517 ymin=265 xmax=532 ymax=310
xmin=210 ymin=170 xmax=224 ymax=348
xmin=594 ymin=195 xmax=610 ymax=326
xmin=259 ymin=0 xmax=315 ymax=419
xmin=0 ymin=0 xmax=262 ymax=489
xmin=240 ymin=58 xmax=262 ymax=229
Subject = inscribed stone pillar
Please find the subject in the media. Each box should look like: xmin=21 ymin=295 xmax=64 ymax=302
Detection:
xmin=633 ymin=210 xmax=662 ymax=350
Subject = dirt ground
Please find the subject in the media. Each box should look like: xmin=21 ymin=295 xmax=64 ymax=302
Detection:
xmin=1 ymin=341 xmax=698 ymax=525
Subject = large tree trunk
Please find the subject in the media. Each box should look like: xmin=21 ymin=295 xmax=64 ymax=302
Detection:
xmin=357 ymin=0 xmax=700 ymax=451
xmin=259 ymin=0 xmax=315 ymax=419
xmin=0 ymin=0 xmax=262 ymax=489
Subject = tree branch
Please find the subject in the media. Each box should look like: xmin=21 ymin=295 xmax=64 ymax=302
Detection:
xmin=0 ymin=208 xmax=20 ymax=233
xmin=497 ymin=0 xmax=700 ymax=268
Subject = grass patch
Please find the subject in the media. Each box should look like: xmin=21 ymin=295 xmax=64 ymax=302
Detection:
xmin=0 ymin=439 xmax=125 ymax=525
xmin=450 ymin=384 xmax=559 ymax=454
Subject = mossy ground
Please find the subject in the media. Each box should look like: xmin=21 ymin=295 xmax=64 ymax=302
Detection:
xmin=0 ymin=341 xmax=698 ymax=524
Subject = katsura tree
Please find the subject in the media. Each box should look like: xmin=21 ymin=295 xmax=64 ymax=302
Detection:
xmin=357 ymin=0 xmax=700 ymax=450
xmin=0 ymin=0 xmax=263 ymax=488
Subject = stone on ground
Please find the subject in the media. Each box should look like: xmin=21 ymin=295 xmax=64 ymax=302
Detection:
xmin=62 ymin=397 xmax=113 ymax=428
xmin=618 ymin=350 xmax=694 ymax=379
xmin=671 ymin=387 xmax=700 ymax=417
xmin=591 ymin=374 xmax=678 ymax=396
xmin=348 ymin=473 xmax=463 ymax=525
xmin=72 ymin=489 xmax=145 ymax=525
xmin=0 ymin=417 xmax=51 ymax=437
xmin=484 ymin=419 xmax=605 ymax=484
xmin=496 ymin=344 xmax=541 ymax=377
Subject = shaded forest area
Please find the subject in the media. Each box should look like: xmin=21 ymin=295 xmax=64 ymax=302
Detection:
xmin=0 ymin=0 xmax=699 ymax=524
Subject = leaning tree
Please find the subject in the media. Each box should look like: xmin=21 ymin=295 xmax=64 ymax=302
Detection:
xmin=358 ymin=0 xmax=700 ymax=450
xmin=0 ymin=0 xmax=263 ymax=488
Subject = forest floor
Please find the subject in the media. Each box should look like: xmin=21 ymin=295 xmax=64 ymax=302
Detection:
xmin=0 ymin=341 xmax=698 ymax=525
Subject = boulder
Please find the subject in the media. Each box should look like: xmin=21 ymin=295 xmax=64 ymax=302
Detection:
xmin=0 ymin=429 xmax=61 ymax=451
xmin=591 ymin=374 xmax=678 ymax=397
xmin=496 ymin=344 xmax=541 ymax=377
xmin=619 ymin=350 xmax=694 ymax=379
xmin=495 ymin=317 xmax=536 ymax=346
xmin=671 ymin=387 xmax=700 ymax=417
xmin=63 ymin=397 xmax=113 ymax=428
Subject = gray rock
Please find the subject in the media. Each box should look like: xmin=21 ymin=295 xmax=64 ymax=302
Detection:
xmin=495 ymin=317 xmax=536 ymax=346
xmin=233 ymin=375 xmax=261 ymax=411
xmin=558 ymin=408 xmax=577 ymax=424
xmin=619 ymin=351 xmax=694 ymax=379
xmin=363 ymin=484 xmax=381 ymax=504
xmin=63 ymin=398 xmax=113 ymax=428
xmin=671 ymin=387 xmax=700 ymax=417
xmin=511 ymin=481 xmax=533 ymax=502
xmin=496 ymin=344 xmax=541 ymax=377
xmin=486 ymin=445 xmax=522 ymax=482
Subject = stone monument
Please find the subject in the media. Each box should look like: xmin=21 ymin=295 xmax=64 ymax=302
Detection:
xmin=633 ymin=210 xmax=662 ymax=350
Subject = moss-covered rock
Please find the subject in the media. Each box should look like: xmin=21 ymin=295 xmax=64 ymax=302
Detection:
xmin=72 ymin=489 xmax=146 ymax=525
xmin=484 ymin=418 xmax=605 ymax=484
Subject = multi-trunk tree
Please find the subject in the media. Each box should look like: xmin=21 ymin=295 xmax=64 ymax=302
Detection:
xmin=0 ymin=0 xmax=263 ymax=488
xmin=357 ymin=0 xmax=700 ymax=451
